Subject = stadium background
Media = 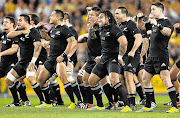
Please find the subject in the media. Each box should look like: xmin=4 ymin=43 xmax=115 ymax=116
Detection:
xmin=0 ymin=0 xmax=180 ymax=96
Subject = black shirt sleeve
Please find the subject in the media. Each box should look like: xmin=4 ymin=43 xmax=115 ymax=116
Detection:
xmin=31 ymin=28 xmax=41 ymax=42
xmin=111 ymin=25 xmax=124 ymax=40
xmin=61 ymin=26 xmax=73 ymax=40
xmin=127 ymin=20 xmax=141 ymax=36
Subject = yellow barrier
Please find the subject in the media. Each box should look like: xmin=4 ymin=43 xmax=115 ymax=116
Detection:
xmin=0 ymin=75 xmax=180 ymax=94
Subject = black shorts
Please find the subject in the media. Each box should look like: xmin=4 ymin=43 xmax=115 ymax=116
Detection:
xmin=44 ymin=56 xmax=68 ymax=75
xmin=144 ymin=56 xmax=169 ymax=75
xmin=13 ymin=61 xmax=29 ymax=77
xmin=0 ymin=61 xmax=16 ymax=78
xmin=35 ymin=54 xmax=47 ymax=67
xmin=136 ymin=63 xmax=145 ymax=76
xmin=92 ymin=55 xmax=120 ymax=79
xmin=119 ymin=64 xmax=124 ymax=75
xmin=176 ymin=60 xmax=180 ymax=69
xmin=70 ymin=56 xmax=77 ymax=67
xmin=85 ymin=61 xmax=96 ymax=74
xmin=123 ymin=54 xmax=140 ymax=74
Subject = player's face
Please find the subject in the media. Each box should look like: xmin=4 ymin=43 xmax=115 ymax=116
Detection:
xmin=151 ymin=5 xmax=162 ymax=19
xmin=98 ymin=13 xmax=106 ymax=27
xmin=115 ymin=9 xmax=124 ymax=24
xmin=49 ymin=11 xmax=57 ymax=24
xmin=17 ymin=16 xmax=27 ymax=29
xmin=3 ymin=18 xmax=13 ymax=30
xmin=89 ymin=10 xmax=98 ymax=23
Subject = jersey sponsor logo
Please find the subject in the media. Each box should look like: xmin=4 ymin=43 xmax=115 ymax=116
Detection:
xmin=25 ymin=34 xmax=29 ymax=38
xmin=123 ymin=27 xmax=128 ymax=32
xmin=20 ymin=37 xmax=25 ymax=41
xmin=161 ymin=63 xmax=166 ymax=67
xmin=2 ymin=40 xmax=6 ymax=44
xmin=1 ymin=35 xmax=4 ymax=39
xmin=101 ymin=37 xmax=105 ymax=41
xmin=106 ymin=32 xmax=110 ymax=36
xmin=112 ymin=59 xmax=117 ymax=62
xmin=51 ymin=34 xmax=55 ymax=38
xmin=56 ymin=31 xmax=61 ymax=35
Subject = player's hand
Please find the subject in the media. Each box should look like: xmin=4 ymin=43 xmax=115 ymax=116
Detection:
xmin=147 ymin=30 xmax=152 ymax=35
xmin=139 ymin=56 xmax=143 ymax=63
xmin=56 ymin=56 xmax=64 ymax=63
xmin=40 ymin=29 xmax=49 ymax=40
xmin=118 ymin=59 xmax=125 ymax=66
xmin=94 ymin=56 xmax=101 ymax=63
xmin=150 ymin=19 xmax=157 ymax=26
xmin=37 ymin=22 xmax=47 ymax=27
xmin=174 ymin=23 xmax=180 ymax=29
xmin=27 ymin=62 xmax=35 ymax=72
xmin=128 ymin=51 xmax=135 ymax=58
xmin=137 ymin=13 xmax=144 ymax=18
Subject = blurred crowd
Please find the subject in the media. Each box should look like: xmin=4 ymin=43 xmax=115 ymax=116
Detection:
xmin=0 ymin=0 xmax=179 ymax=70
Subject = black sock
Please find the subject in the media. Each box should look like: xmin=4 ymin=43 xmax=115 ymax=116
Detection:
xmin=91 ymin=85 xmax=103 ymax=107
xmin=135 ymin=83 xmax=145 ymax=100
xmin=64 ymin=82 xmax=75 ymax=103
xmin=129 ymin=94 xmax=136 ymax=106
xmin=71 ymin=82 xmax=82 ymax=102
xmin=42 ymin=86 xmax=51 ymax=104
xmin=84 ymin=85 xmax=93 ymax=104
xmin=111 ymin=85 xmax=119 ymax=102
xmin=51 ymin=83 xmax=63 ymax=103
xmin=49 ymin=85 xmax=56 ymax=101
xmin=176 ymin=92 xmax=179 ymax=102
xmin=168 ymin=86 xmax=177 ymax=108
xmin=32 ymin=82 xmax=44 ymax=103
xmin=102 ymin=82 xmax=113 ymax=103
xmin=127 ymin=94 xmax=130 ymax=103
xmin=144 ymin=88 xmax=154 ymax=108
xmin=8 ymin=84 xmax=19 ymax=103
xmin=113 ymin=82 xmax=129 ymax=106
xmin=78 ymin=83 xmax=87 ymax=103
xmin=16 ymin=81 xmax=29 ymax=101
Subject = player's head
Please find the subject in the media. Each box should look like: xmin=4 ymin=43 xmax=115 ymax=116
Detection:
xmin=49 ymin=9 xmax=64 ymax=24
xmin=115 ymin=7 xmax=128 ymax=24
xmin=98 ymin=9 xmax=116 ymax=27
xmin=151 ymin=2 xmax=164 ymax=18
xmin=134 ymin=15 xmax=146 ymax=29
xmin=63 ymin=12 xmax=71 ymax=25
xmin=17 ymin=14 xmax=30 ymax=29
xmin=89 ymin=7 xmax=101 ymax=23
xmin=28 ymin=13 xmax=40 ymax=25
xmin=3 ymin=16 xmax=15 ymax=30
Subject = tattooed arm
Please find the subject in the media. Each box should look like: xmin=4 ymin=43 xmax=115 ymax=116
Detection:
xmin=140 ymin=38 xmax=149 ymax=57
xmin=32 ymin=41 xmax=42 ymax=59
xmin=88 ymin=27 xmax=97 ymax=39
xmin=118 ymin=35 xmax=127 ymax=56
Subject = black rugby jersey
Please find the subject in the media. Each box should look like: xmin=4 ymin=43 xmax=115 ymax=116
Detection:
xmin=48 ymin=24 xmax=73 ymax=58
xmin=119 ymin=19 xmax=141 ymax=54
xmin=149 ymin=18 xmax=174 ymax=57
xmin=16 ymin=27 xmax=41 ymax=63
xmin=99 ymin=24 xmax=124 ymax=55
xmin=87 ymin=24 xmax=101 ymax=61
xmin=0 ymin=32 xmax=18 ymax=63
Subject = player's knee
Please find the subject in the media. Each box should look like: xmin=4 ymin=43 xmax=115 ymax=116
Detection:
xmin=6 ymin=72 xmax=17 ymax=84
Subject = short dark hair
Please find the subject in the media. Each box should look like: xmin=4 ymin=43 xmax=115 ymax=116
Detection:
xmin=28 ymin=13 xmax=40 ymax=25
xmin=117 ymin=7 xmax=128 ymax=15
xmin=100 ymin=9 xmax=116 ymax=25
xmin=20 ymin=14 xmax=30 ymax=24
xmin=91 ymin=7 xmax=102 ymax=16
xmin=64 ymin=12 xmax=70 ymax=22
xmin=54 ymin=9 xmax=64 ymax=21
xmin=152 ymin=2 xmax=164 ymax=11
xmin=5 ymin=16 xmax=15 ymax=26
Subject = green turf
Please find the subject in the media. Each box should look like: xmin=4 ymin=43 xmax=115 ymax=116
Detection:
xmin=0 ymin=95 xmax=180 ymax=118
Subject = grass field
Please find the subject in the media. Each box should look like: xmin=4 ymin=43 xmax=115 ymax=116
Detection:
xmin=0 ymin=95 xmax=180 ymax=118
